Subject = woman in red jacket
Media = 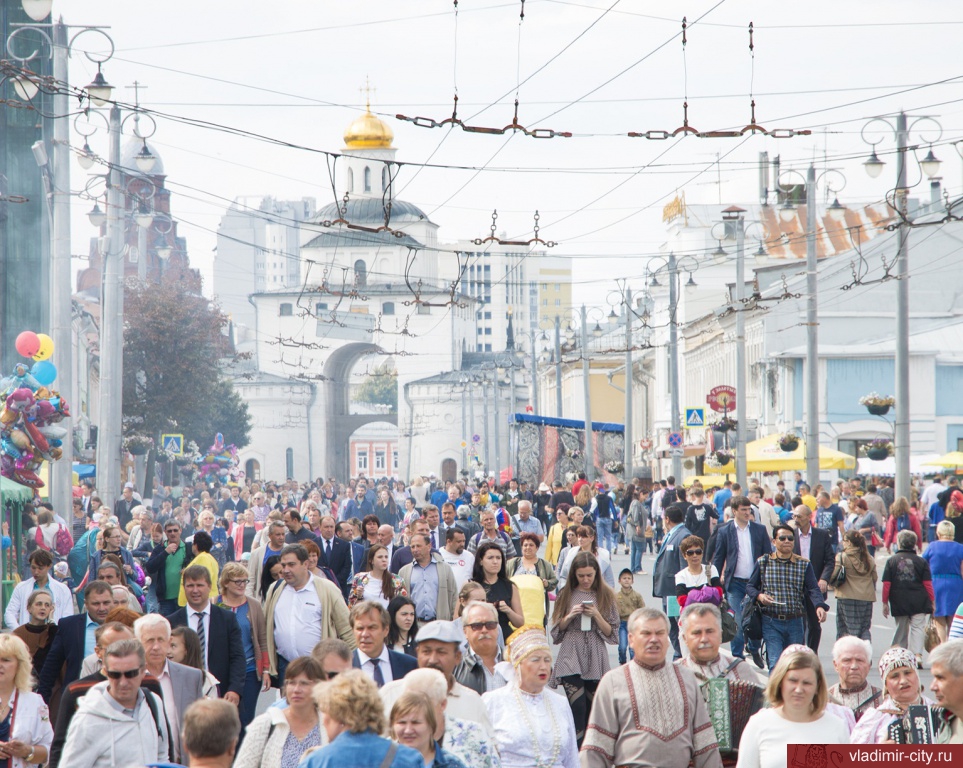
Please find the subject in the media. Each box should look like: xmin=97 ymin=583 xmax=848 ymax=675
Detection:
xmin=883 ymin=496 xmax=922 ymax=553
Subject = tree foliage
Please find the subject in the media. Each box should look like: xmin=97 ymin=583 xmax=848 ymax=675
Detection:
xmin=122 ymin=274 xmax=252 ymax=452
xmin=353 ymin=361 xmax=398 ymax=412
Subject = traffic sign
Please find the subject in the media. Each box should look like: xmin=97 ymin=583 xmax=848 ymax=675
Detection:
xmin=706 ymin=385 xmax=737 ymax=413
xmin=685 ymin=408 xmax=705 ymax=429
xmin=669 ymin=447 xmax=685 ymax=458
xmin=640 ymin=438 xmax=653 ymax=451
xmin=667 ymin=432 xmax=684 ymax=448
xmin=161 ymin=433 xmax=184 ymax=455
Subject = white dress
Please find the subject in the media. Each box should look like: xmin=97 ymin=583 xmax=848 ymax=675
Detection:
xmin=483 ymin=682 xmax=579 ymax=768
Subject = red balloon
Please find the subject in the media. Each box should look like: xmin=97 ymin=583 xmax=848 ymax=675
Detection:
xmin=15 ymin=331 xmax=40 ymax=358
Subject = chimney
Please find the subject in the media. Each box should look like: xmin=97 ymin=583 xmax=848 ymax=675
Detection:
xmin=759 ymin=152 xmax=769 ymax=205
xmin=931 ymin=178 xmax=943 ymax=207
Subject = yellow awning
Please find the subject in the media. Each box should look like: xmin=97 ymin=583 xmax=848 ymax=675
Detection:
xmin=682 ymin=474 xmax=734 ymax=488
xmin=921 ymin=451 xmax=963 ymax=469
xmin=701 ymin=434 xmax=856 ymax=474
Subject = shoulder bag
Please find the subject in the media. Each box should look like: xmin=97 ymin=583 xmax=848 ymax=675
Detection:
xmin=740 ymin=559 xmax=768 ymax=643
xmin=829 ymin=553 xmax=846 ymax=588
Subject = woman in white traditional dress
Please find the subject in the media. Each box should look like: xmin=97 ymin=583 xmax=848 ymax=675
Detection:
xmin=850 ymin=646 xmax=938 ymax=743
xmin=483 ymin=625 xmax=579 ymax=768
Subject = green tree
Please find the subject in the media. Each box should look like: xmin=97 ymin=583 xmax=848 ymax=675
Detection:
xmin=122 ymin=274 xmax=252 ymax=471
xmin=353 ymin=361 xmax=398 ymax=412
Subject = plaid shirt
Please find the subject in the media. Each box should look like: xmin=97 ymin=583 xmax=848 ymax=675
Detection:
xmin=747 ymin=553 xmax=824 ymax=617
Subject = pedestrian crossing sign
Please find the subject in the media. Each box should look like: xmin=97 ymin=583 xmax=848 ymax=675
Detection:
xmin=684 ymin=408 xmax=705 ymax=429
xmin=161 ymin=433 xmax=184 ymax=455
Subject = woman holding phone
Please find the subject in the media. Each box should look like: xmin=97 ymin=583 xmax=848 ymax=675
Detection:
xmin=549 ymin=551 xmax=618 ymax=748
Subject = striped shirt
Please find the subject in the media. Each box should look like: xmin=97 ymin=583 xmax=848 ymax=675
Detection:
xmin=950 ymin=603 xmax=963 ymax=640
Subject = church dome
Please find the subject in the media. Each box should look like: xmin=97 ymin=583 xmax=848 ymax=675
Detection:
xmin=343 ymin=109 xmax=394 ymax=149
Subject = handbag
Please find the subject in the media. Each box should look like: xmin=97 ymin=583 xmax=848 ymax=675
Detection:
xmin=924 ymin=617 xmax=941 ymax=653
xmin=871 ymin=529 xmax=883 ymax=549
xmin=829 ymin=554 xmax=846 ymax=588
xmin=740 ymin=595 xmax=763 ymax=642
xmin=719 ymin=598 xmax=738 ymax=644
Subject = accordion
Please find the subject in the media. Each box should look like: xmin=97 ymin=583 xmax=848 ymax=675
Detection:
xmin=704 ymin=677 xmax=765 ymax=753
xmin=886 ymin=704 xmax=946 ymax=744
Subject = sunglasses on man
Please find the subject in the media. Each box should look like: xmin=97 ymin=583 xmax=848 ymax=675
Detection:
xmin=467 ymin=621 xmax=498 ymax=631
xmin=106 ymin=668 xmax=143 ymax=680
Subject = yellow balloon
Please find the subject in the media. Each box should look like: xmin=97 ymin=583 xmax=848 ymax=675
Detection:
xmin=32 ymin=333 xmax=53 ymax=361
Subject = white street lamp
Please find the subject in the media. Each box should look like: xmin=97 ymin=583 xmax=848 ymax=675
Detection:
xmin=920 ymin=148 xmax=941 ymax=179
xmin=85 ymin=66 xmax=113 ymax=106
xmin=87 ymin=202 xmax=106 ymax=228
xmin=21 ymin=0 xmax=52 ymax=22
xmin=134 ymin=143 xmax=156 ymax=174
xmin=77 ymin=142 xmax=96 ymax=170
xmin=134 ymin=201 xmax=154 ymax=228
xmin=863 ymin=150 xmax=885 ymax=179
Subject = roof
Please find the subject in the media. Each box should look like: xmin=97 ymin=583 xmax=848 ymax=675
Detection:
xmin=313 ymin=198 xmax=430 ymax=226
xmin=303 ymin=227 xmax=422 ymax=249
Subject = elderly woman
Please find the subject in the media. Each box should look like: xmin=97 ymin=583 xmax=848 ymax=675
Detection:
xmin=125 ymin=506 xmax=153 ymax=555
xmin=391 ymin=691 xmax=468 ymax=768
xmin=850 ymin=647 xmax=937 ymax=743
xmin=301 ymin=669 xmax=422 ymax=768
xmin=736 ymin=649 xmax=850 ymax=768
xmin=827 ymin=636 xmax=882 ymax=722
xmin=234 ymin=655 xmax=328 ymax=768
xmin=922 ymin=520 xmax=963 ymax=643
xmin=483 ymin=625 xmax=580 ymax=768
xmin=0 ymin=634 xmax=53 ymax=767
xmin=882 ymin=529 xmax=933 ymax=666
xmin=196 ymin=508 xmax=232 ymax=570
xmin=507 ymin=532 xmax=557 ymax=627
xmin=832 ymin=530 xmax=878 ymax=642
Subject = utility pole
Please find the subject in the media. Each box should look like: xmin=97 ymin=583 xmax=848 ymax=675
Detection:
xmin=461 ymin=383 xmax=468 ymax=472
xmin=529 ymin=337 xmax=539 ymax=416
xmin=468 ymin=378 xmax=476 ymax=474
xmin=554 ymin=315 xmax=562 ymax=418
xmin=582 ymin=305 xmax=594 ymax=479
xmin=624 ymin=287 xmax=633 ymax=479
xmin=667 ymin=254 xmax=682 ymax=480
xmin=805 ymin=166 xmax=820 ymax=487
xmin=482 ymin=379 xmax=491 ymax=472
xmin=50 ymin=20 xmax=73 ymax=526
xmin=493 ymin=376 xmax=501 ymax=477
xmin=95 ymin=106 xmax=124 ymax=508
xmin=731 ymin=208 xmax=749 ymax=486
xmin=894 ymin=112 xmax=911 ymax=499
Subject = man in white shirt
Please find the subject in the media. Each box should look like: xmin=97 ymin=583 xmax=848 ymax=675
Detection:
xmin=439 ymin=528 xmax=475 ymax=589
xmin=4 ymin=549 xmax=73 ymax=628
xmin=350 ymin=601 xmax=417 ymax=688
xmin=920 ymin=476 xmax=947 ymax=513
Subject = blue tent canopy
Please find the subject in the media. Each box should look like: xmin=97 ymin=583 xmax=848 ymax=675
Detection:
xmin=72 ymin=463 xmax=96 ymax=480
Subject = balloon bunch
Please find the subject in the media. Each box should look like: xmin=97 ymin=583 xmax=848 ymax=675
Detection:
xmin=0 ymin=332 xmax=70 ymax=488
xmin=196 ymin=432 xmax=239 ymax=485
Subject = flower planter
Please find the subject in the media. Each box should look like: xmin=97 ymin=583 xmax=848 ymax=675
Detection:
xmin=716 ymin=423 xmax=735 ymax=433
xmin=714 ymin=451 xmax=734 ymax=464
xmin=778 ymin=439 xmax=799 ymax=453
xmin=128 ymin=445 xmax=149 ymax=456
xmin=866 ymin=447 xmax=890 ymax=461
xmin=174 ymin=457 xmax=192 ymax=466
xmin=866 ymin=404 xmax=891 ymax=416
xmin=155 ymin=455 xmax=171 ymax=463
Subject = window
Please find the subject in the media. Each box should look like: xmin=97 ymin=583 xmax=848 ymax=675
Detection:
xmin=542 ymin=298 xmax=548 ymax=306
xmin=484 ymin=343 xmax=492 ymax=352
xmin=484 ymin=328 xmax=492 ymax=335
xmin=417 ymin=304 xmax=430 ymax=315
xmin=554 ymin=299 xmax=561 ymax=307
xmin=354 ymin=259 xmax=367 ymax=287
xmin=347 ymin=168 xmax=354 ymax=193
xmin=364 ymin=166 xmax=371 ymax=193
xmin=285 ymin=449 xmax=294 ymax=480
xmin=541 ymin=282 xmax=547 ymax=290
xmin=555 ymin=283 xmax=560 ymax=290
xmin=375 ymin=450 xmax=386 ymax=471
xmin=279 ymin=303 xmax=293 ymax=316
xmin=315 ymin=302 xmax=328 ymax=313
xmin=392 ymin=450 xmax=399 ymax=471
xmin=381 ymin=167 xmax=388 ymax=192
xmin=383 ymin=302 xmax=395 ymax=315
xmin=357 ymin=449 xmax=369 ymax=472
xmin=484 ymin=311 xmax=492 ymax=320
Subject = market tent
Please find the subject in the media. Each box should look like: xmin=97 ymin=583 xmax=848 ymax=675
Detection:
xmin=682 ymin=474 xmax=733 ymax=488
xmin=921 ymin=451 xmax=963 ymax=470
xmin=72 ymin=463 xmax=96 ymax=480
xmin=858 ymin=453 xmax=943 ymax=477
xmin=706 ymin=433 xmax=856 ymax=473
xmin=0 ymin=476 xmax=33 ymax=503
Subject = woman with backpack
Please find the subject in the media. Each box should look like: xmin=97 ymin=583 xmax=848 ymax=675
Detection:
xmin=883 ymin=497 xmax=922 ymax=553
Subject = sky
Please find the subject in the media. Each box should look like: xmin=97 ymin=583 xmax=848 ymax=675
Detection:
xmin=56 ymin=0 xmax=963 ymax=309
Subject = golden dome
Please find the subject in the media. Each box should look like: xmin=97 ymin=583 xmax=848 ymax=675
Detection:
xmin=343 ymin=109 xmax=394 ymax=149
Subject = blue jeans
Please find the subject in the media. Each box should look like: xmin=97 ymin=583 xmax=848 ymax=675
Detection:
xmin=239 ymin=668 xmax=261 ymax=731
xmin=726 ymin=578 xmax=754 ymax=659
xmin=630 ymin=540 xmax=644 ymax=573
xmin=618 ymin=620 xmax=634 ymax=664
xmin=596 ymin=517 xmax=615 ymax=552
xmin=662 ymin=597 xmax=681 ymax=660
xmin=761 ymin=614 xmax=805 ymax=671
xmin=158 ymin=598 xmax=180 ymax=617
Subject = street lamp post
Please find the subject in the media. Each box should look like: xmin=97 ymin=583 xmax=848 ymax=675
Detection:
xmin=581 ymin=305 xmax=593 ymax=479
xmin=624 ymin=286 xmax=632 ymax=479
xmin=862 ymin=112 xmax=942 ymax=499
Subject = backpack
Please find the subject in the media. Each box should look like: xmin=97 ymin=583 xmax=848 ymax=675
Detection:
xmin=55 ymin=524 xmax=74 ymax=557
xmin=896 ymin=514 xmax=911 ymax=532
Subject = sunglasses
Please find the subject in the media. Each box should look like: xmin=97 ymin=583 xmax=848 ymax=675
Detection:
xmin=230 ymin=579 xmax=250 ymax=586
xmin=467 ymin=621 xmax=498 ymax=631
xmin=776 ymin=535 xmax=795 ymax=542
xmin=685 ymin=549 xmax=703 ymax=556
xmin=106 ymin=668 xmax=143 ymax=680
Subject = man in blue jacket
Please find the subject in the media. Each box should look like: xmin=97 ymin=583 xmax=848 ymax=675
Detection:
xmin=711 ymin=496 xmax=772 ymax=667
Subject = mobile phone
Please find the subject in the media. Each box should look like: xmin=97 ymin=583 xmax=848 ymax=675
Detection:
xmin=582 ymin=600 xmax=594 ymax=605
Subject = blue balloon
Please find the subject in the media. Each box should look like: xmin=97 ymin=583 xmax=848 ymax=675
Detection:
xmin=32 ymin=360 xmax=57 ymax=386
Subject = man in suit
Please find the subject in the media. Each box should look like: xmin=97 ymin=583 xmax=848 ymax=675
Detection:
xmin=246 ymin=521 xmax=287 ymax=600
xmin=389 ymin=518 xmax=432 ymax=574
xmin=318 ymin=514 xmax=352 ymax=598
xmin=169 ymin=564 xmax=246 ymax=702
xmin=652 ymin=505 xmax=691 ymax=660
xmin=38 ymin=580 xmax=115 ymax=703
xmin=134 ymin=612 xmax=206 ymax=765
xmin=790 ymin=504 xmax=836 ymax=653
xmin=113 ymin=483 xmax=137 ymax=530
xmin=377 ymin=524 xmax=398 ymax=566
xmin=711 ymin=495 xmax=773 ymax=666
xmin=350 ymin=600 xmax=417 ymax=687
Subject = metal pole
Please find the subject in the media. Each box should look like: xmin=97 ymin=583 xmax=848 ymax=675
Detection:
xmin=668 ymin=255 xmax=683 ymax=480
xmin=624 ymin=287 xmax=633 ymax=479
xmin=735 ymin=217 xmax=748 ymax=486
xmin=581 ymin=305 xmax=594 ymax=479
xmin=530 ymin=338 xmax=539 ymax=416
xmin=805 ymin=166 xmax=821 ymax=487
xmin=482 ymin=380 xmax=491 ymax=472
xmin=50 ymin=21 xmax=73 ymax=528
xmin=461 ymin=384 xmax=468 ymax=472
xmin=493 ymin=376 xmax=501 ymax=478
xmin=895 ymin=112 xmax=911 ymax=499
xmin=96 ymin=106 xmax=124 ymax=509
xmin=468 ymin=380 xmax=476 ymax=474
xmin=554 ymin=315 xmax=562 ymax=418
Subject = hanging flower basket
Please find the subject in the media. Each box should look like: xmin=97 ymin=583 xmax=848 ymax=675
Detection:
xmin=859 ymin=393 xmax=895 ymax=416
xmin=603 ymin=460 xmax=624 ymax=475
xmin=777 ymin=433 xmax=799 ymax=453
xmin=123 ymin=435 xmax=153 ymax=456
xmin=860 ymin=438 xmax=893 ymax=461
xmin=712 ymin=416 xmax=737 ymax=433
xmin=174 ymin=455 xmax=193 ymax=466
xmin=713 ymin=450 xmax=734 ymax=464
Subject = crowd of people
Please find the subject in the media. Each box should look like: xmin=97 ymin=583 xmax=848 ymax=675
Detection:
xmin=3 ymin=468 xmax=963 ymax=767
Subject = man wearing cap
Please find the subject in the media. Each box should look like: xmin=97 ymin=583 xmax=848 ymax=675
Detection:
xmin=534 ymin=482 xmax=553 ymax=530
xmin=380 ymin=619 xmax=495 ymax=739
